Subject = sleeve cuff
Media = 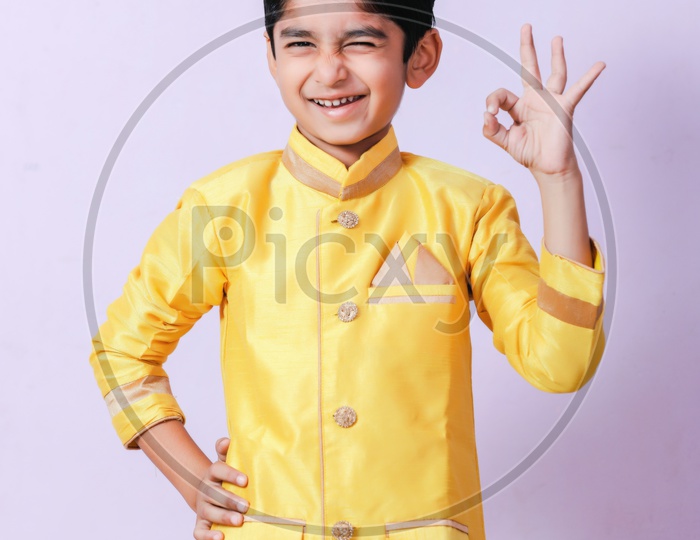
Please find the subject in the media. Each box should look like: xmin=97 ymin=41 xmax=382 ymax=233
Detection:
xmin=110 ymin=392 xmax=186 ymax=450
xmin=540 ymin=237 xmax=605 ymax=302
xmin=537 ymin=237 xmax=605 ymax=329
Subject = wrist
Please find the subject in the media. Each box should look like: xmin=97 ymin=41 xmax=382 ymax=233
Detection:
xmin=534 ymin=166 xmax=583 ymax=193
xmin=136 ymin=419 xmax=213 ymax=513
xmin=531 ymin=161 xmax=582 ymax=186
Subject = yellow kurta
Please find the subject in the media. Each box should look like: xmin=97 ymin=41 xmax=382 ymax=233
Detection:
xmin=89 ymin=124 xmax=606 ymax=540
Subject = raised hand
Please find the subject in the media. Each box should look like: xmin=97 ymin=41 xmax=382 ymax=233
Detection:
xmin=483 ymin=23 xmax=605 ymax=181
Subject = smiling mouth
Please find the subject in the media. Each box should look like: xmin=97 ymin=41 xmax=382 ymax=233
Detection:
xmin=309 ymin=95 xmax=366 ymax=108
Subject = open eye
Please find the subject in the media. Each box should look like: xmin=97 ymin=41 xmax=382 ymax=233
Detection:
xmin=287 ymin=41 xmax=313 ymax=48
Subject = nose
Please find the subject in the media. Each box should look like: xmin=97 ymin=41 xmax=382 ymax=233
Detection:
xmin=313 ymin=51 xmax=348 ymax=87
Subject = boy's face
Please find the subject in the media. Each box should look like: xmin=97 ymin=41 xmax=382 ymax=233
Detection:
xmin=265 ymin=0 xmax=411 ymax=155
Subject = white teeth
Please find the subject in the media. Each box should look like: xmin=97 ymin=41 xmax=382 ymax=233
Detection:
xmin=313 ymin=96 xmax=363 ymax=107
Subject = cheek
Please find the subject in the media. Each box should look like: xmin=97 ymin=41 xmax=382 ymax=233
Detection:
xmin=276 ymin=61 xmax=310 ymax=91
xmin=368 ymin=63 xmax=405 ymax=102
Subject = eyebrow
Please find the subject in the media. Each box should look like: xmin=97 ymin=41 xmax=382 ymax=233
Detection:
xmin=279 ymin=25 xmax=389 ymax=41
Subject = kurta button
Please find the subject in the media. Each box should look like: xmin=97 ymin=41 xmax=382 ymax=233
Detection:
xmin=337 ymin=210 xmax=359 ymax=229
xmin=333 ymin=406 xmax=357 ymax=428
xmin=337 ymin=301 xmax=358 ymax=322
xmin=332 ymin=520 xmax=354 ymax=540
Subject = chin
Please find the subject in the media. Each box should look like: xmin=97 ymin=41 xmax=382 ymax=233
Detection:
xmin=315 ymin=126 xmax=382 ymax=147
xmin=322 ymin=134 xmax=366 ymax=147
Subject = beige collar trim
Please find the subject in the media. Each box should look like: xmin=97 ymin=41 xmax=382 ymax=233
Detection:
xmin=281 ymin=141 xmax=403 ymax=201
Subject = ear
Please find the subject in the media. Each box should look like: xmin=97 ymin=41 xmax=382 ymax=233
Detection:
xmin=264 ymin=31 xmax=278 ymax=80
xmin=405 ymin=29 xmax=443 ymax=89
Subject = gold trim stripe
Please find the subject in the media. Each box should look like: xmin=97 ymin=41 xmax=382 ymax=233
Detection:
xmin=281 ymin=145 xmax=402 ymax=200
xmin=282 ymin=146 xmax=340 ymax=198
xmin=385 ymin=518 xmax=470 ymax=535
xmin=537 ymin=278 xmax=603 ymax=329
xmin=341 ymin=147 xmax=402 ymax=200
xmin=368 ymin=295 xmax=456 ymax=305
xmin=242 ymin=515 xmax=306 ymax=526
xmin=104 ymin=375 xmax=174 ymax=417
xmin=315 ymin=209 xmax=327 ymax=536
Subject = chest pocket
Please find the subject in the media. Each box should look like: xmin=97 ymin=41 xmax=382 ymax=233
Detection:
xmin=367 ymin=283 xmax=458 ymax=305
xmin=365 ymin=231 xmax=469 ymax=338
xmin=369 ymin=231 xmax=457 ymax=289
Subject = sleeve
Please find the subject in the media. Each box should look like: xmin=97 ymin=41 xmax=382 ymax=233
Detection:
xmin=467 ymin=182 xmax=606 ymax=393
xmin=88 ymin=187 xmax=229 ymax=449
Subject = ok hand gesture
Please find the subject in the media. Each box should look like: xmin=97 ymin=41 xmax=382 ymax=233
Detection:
xmin=483 ymin=23 xmax=605 ymax=181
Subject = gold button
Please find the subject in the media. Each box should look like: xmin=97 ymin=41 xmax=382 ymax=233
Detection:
xmin=337 ymin=210 xmax=359 ymax=229
xmin=333 ymin=406 xmax=357 ymax=428
xmin=337 ymin=302 xmax=358 ymax=323
xmin=332 ymin=520 xmax=354 ymax=540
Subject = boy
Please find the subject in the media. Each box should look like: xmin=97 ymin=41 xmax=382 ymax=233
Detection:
xmin=88 ymin=1 xmax=607 ymax=539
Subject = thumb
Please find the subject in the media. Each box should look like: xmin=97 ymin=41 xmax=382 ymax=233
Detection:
xmin=215 ymin=437 xmax=230 ymax=461
xmin=194 ymin=518 xmax=223 ymax=540
xmin=482 ymin=111 xmax=508 ymax=150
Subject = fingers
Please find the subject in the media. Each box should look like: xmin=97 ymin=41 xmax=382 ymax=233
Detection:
xmin=520 ymin=23 xmax=543 ymax=90
xmin=564 ymin=61 xmax=606 ymax=108
xmin=545 ymin=35 xmax=567 ymax=94
xmin=208 ymin=460 xmax=248 ymax=488
xmin=198 ymin=476 xmax=247 ymax=512
xmin=198 ymin=489 xmax=248 ymax=527
xmin=485 ymin=87 xmax=520 ymax=118
xmin=193 ymin=459 xmax=250 ymax=540
xmin=483 ymin=87 xmax=520 ymax=149
xmin=194 ymin=481 xmax=248 ymax=540
xmin=518 ymin=24 xmax=603 ymax=109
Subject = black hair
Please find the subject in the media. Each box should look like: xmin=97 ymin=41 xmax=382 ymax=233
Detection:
xmin=264 ymin=1 xmax=436 ymax=63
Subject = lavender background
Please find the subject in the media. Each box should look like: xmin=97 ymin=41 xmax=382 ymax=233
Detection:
xmin=1 ymin=1 xmax=698 ymax=539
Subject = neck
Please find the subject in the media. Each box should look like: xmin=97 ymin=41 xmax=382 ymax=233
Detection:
xmin=296 ymin=124 xmax=392 ymax=169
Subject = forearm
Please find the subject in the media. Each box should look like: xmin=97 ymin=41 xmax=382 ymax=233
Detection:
xmin=533 ymin=167 xmax=593 ymax=267
xmin=136 ymin=418 xmax=213 ymax=512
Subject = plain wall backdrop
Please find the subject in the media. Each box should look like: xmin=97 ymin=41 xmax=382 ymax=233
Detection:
xmin=1 ymin=1 xmax=697 ymax=539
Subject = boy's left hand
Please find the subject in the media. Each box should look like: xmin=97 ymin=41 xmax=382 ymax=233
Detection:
xmin=483 ymin=23 xmax=605 ymax=182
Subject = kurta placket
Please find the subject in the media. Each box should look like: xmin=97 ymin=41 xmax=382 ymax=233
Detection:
xmin=89 ymin=123 xmax=607 ymax=540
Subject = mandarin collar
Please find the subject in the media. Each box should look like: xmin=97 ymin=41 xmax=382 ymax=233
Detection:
xmin=281 ymin=124 xmax=403 ymax=200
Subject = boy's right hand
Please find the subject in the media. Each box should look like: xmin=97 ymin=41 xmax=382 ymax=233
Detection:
xmin=193 ymin=437 xmax=249 ymax=540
